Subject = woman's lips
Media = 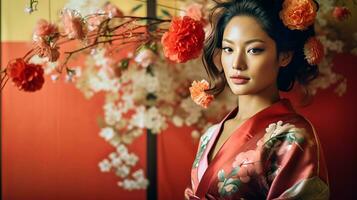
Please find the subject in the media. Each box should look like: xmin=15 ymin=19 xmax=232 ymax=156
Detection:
xmin=230 ymin=75 xmax=250 ymax=84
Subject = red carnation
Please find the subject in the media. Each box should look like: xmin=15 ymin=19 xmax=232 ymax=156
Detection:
xmin=332 ymin=7 xmax=351 ymax=21
xmin=6 ymin=58 xmax=27 ymax=87
xmin=6 ymin=58 xmax=45 ymax=92
xmin=161 ymin=16 xmax=205 ymax=63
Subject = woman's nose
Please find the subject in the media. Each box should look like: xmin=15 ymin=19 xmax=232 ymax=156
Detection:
xmin=232 ymin=52 xmax=247 ymax=70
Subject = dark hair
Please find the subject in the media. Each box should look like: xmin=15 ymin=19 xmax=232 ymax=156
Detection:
xmin=203 ymin=0 xmax=319 ymax=96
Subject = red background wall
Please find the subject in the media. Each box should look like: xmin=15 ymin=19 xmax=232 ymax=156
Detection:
xmin=2 ymin=42 xmax=357 ymax=200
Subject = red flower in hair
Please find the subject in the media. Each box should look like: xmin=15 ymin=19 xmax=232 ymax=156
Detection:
xmin=279 ymin=0 xmax=317 ymax=30
xmin=332 ymin=7 xmax=351 ymax=21
xmin=304 ymin=37 xmax=324 ymax=65
xmin=6 ymin=58 xmax=45 ymax=92
xmin=161 ymin=16 xmax=205 ymax=63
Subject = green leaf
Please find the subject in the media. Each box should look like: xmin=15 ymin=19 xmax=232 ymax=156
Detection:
xmin=218 ymin=169 xmax=225 ymax=182
xmin=230 ymin=166 xmax=240 ymax=176
xmin=130 ymin=4 xmax=143 ymax=14
xmin=161 ymin=9 xmax=172 ymax=17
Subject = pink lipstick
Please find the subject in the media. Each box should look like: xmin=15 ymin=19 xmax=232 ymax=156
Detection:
xmin=230 ymin=75 xmax=250 ymax=84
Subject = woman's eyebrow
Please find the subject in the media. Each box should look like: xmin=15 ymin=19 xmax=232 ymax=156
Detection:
xmin=223 ymin=38 xmax=265 ymax=44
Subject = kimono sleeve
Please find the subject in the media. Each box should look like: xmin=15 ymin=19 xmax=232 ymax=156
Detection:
xmin=262 ymin=121 xmax=330 ymax=200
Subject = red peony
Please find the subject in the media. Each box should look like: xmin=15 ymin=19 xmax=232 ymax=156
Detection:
xmin=332 ymin=6 xmax=351 ymax=21
xmin=161 ymin=16 xmax=205 ymax=63
xmin=6 ymin=58 xmax=45 ymax=92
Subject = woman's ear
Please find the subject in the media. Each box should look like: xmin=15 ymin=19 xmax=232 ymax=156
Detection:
xmin=213 ymin=48 xmax=223 ymax=71
xmin=278 ymin=51 xmax=293 ymax=67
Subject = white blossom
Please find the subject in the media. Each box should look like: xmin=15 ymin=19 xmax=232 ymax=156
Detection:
xmin=116 ymin=144 xmax=128 ymax=155
xmin=115 ymin=165 xmax=130 ymax=178
xmin=172 ymin=115 xmax=184 ymax=127
xmin=98 ymin=159 xmax=111 ymax=172
xmin=99 ymin=127 xmax=116 ymax=141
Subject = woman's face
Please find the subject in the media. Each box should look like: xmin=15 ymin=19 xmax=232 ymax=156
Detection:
xmin=219 ymin=15 xmax=288 ymax=96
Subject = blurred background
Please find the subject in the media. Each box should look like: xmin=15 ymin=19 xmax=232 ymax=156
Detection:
xmin=1 ymin=0 xmax=357 ymax=200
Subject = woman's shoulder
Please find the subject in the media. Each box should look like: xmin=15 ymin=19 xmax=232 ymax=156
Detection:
xmin=263 ymin=113 xmax=320 ymax=149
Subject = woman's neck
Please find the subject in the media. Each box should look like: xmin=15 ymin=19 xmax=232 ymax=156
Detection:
xmin=233 ymin=87 xmax=281 ymax=121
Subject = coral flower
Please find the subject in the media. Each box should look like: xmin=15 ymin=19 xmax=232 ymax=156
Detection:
xmin=279 ymin=0 xmax=317 ymax=30
xmin=161 ymin=16 xmax=205 ymax=63
xmin=332 ymin=7 xmax=351 ymax=21
xmin=189 ymin=79 xmax=214 ymax=108
xmin=61 ymin=8 xmax=86 ymax=40
xmin=304 ymin=37 xmax=324 ymax=65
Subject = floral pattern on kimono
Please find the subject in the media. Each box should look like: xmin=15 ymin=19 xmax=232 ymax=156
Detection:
xmin=186 ymin=99 xmax=329 ymax=200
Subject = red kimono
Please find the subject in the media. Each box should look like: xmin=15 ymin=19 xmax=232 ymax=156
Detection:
xmin=185 ymin=99 xmax=329 ymax=200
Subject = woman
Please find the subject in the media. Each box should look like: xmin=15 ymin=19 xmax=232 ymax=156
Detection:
xmin=186 ymin=0 xmax=329 ymax=199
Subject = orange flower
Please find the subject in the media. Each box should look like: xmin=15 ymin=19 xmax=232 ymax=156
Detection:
xmin=304 ymin=37 xmax=324 ymax=65
xmin=161 ymin=16 xmax=205 ymax=63
xmin=332 ymin=7 xmax=351 ymax=21
xmin=6 ymin=58 xmax=45 ymax=92
xmin=189 ymin=79 xmax=214 ymax=108
xmin=279 ymin=0 xmax=317 ymax=30
xmin=61 ymin=9 xmax=86 ymax=40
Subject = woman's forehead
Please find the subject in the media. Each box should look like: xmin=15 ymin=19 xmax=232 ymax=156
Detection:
xmin=223 ymin=16 xmax=270 ymax=44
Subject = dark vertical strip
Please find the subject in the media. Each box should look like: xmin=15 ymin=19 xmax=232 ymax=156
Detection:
xmin=146 ymin=129 xmax=157 ymax=200
xmin=146 ymin=1 xmax=157 ymax=200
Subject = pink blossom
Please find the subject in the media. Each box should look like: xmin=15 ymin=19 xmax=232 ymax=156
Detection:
xmin=134 ymin=49 xmax=157 ymax=68
xmin=185 ymin=3 xmax=207 ymax=26
xmin=35 ymin=39 xmax=60 ymax=62
xmin=33 ymin=19 xmax=59 ymax=42
xmin=87 ymin=13 xmax=107 ymax=31
xmin=186 ymin=3 xmax=203 ymax=21
xmin=61 ymin=9 xmax=86 ymax=40
xmin=332 ymin=6 xmax=351 ymax=21
xmin=232 ymin=150 xmax=262 ymax=183
xmin=103 ymin=2 xmax=123 ymax=18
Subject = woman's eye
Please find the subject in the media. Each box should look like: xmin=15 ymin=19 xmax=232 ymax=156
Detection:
xmin=222 ymin=47 xmax=233 ymax=53
xmin=247 ymin=48 xmax=264 ymax=54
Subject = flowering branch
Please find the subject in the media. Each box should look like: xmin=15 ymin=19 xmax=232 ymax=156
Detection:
xmin=1 ymin=1 xmax=205 ymax=92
